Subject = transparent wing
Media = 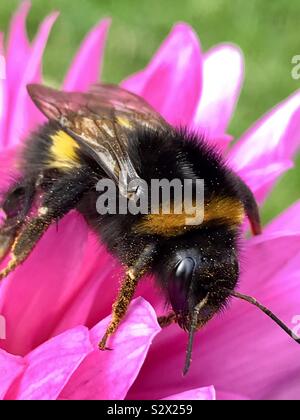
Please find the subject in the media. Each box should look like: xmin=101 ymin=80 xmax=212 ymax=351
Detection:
xmin=27 ymin=83 xmax=170 ymax=196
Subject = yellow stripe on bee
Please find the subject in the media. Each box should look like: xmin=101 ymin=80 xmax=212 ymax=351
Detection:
xmin=49 ymin=130 xmax=80 ymax=169
xmin=116 ymin=116 xmax=132 ymax=129
xmin=204 ymin=197 xmax=245 ymax=225
xmin=135 ymin=197 xmax=245 ymax=237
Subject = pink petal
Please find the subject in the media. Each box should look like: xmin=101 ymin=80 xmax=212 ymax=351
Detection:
xmin=237 ymin=160 xmax=293 ymax=203
xmin=122 ymin=23 xmax=202 ymax=127
xmin=231 ymin=90 xmax=300 ymax=168
xmin=162 ymin=386 xmax=216 ymax=400
xmin=241 ymin=231 xmax=300 ymax=291
xmin=48 ymin=231 xmax=165 ymax=340
xmin=122 ymin=70 xmax=146 ymax=94
xmin=52 ymin=257 xmax=164 ymax=341
xmin=50 ymin=242 xmax=121 ymax=336
xmin=196 ymin=233 xmax=300 ymax=400
xmin=0 ymin=148 xmax=19 ymax=191
xmin=217 ymin=391 xmax=250 ymax=400
xmin=6 ymin=1 xmax=31 ymax=94
xmin=5 ymin=327 xmax=93 ymax=400
xmin=63 ymin=19 xmax=111 ymax=92
xmin=6 ymin=12 xmax=58 ymax=148
xmin=0 ymin=349 xmax=26 ymax=400
xmin=193 ymin=44 xmax=244 ymax=140
xmin=0 ymin=33 xmax=7 ymax=150
xmin=208 ymin=134 xmax=233 ymax=153
xmin=0 ymin=212 xmax=88 ymax=356
xmin=60 ymin=298 xmax=161 ymax=400
xmin=265 ymin=199 xmax=300 ymax=234
xmin=229 ymin=90 xmax=300 ymax=198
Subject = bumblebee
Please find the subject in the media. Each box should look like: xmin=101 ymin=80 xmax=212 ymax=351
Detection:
xmin=0 ymin=84 xmax=298 ymax=374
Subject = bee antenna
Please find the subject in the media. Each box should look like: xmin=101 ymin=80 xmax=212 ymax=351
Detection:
xmin=225 ymin=289 xmax=300 ymax=345
xmin=183 ymin=294 xmax=209 ymax=376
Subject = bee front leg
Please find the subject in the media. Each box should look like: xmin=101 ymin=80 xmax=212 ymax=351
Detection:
xmin=0 ymin=181 xmax=36 ymax=263
xmin=158 ymin=312 xmax=177 ymax=328
xmin=0 ymin=170 xmax=89 ymax=281
xmin=0 ymin=214 xmax=53 ymax=280
xmin=98 ymin=267 xmax=140 ymax=350
xmin=99 ymin=244 xmax=157 ymax=350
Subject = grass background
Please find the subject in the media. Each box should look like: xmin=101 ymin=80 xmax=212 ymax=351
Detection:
xmin=1 ymin=0 xmax=300 ymax=224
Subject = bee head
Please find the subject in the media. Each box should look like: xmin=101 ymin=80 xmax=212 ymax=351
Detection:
xmin=165 ymin=247 xmax=239 ymax=331
xmin=157 ymin=243 xmax=239 ymax=374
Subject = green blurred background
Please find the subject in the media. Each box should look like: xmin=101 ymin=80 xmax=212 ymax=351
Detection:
xmin=1 ymin=0 xmax=300 ymax=224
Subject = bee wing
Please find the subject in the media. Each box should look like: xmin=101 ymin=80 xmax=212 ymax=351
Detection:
xmin=87 ymin=83 xmax=169 ymax=131
xmin=27 ymin=83 xmax=170 ymax=197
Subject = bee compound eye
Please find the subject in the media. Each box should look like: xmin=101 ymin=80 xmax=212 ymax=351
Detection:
xmin=175 ymin=257 xmax=196 ymax=280
xmin=168 ymin=257 xmax=196 ymax=315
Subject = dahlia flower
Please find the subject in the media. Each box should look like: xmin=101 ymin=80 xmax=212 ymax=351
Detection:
xmin=1 ymin=2 xmax=300 ymax=400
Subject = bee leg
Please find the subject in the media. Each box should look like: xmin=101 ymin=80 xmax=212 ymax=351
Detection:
xmin=0 ymin=171 xmax=90 ymax=281
xmin=0 ymin=225 xmax=18 ymax=262
xmin=99 ymin=244 xmax=157 ymax=350
xmin=158 ymin=312 xmax=177 ymax=328
xmin=98 ymin=268 xmax=140 ymax=350
xmin=236 ymin=176 xmax=262 ymax=235
xmin=0 ymin=214 xmax=53 ymax=280
xmin=0 ymin=181 xmax=36 ymax=263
